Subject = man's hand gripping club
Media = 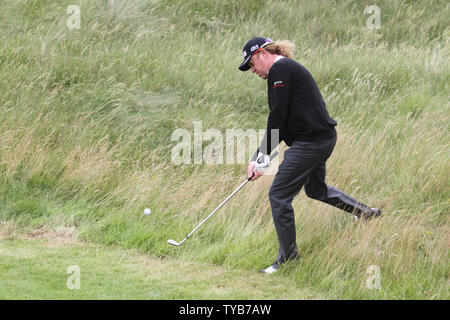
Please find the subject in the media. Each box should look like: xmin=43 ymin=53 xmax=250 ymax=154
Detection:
xmin=248 ymin=152 xmax=271 ymax=181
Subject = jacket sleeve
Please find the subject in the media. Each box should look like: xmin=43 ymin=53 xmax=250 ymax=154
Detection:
xmin=252 ymin=63 xmax=291 ymax=160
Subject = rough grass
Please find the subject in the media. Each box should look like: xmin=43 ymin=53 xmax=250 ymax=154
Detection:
xmin=0 ymin=0 xmax=448 ymax=299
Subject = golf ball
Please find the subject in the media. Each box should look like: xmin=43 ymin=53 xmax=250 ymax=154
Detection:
xmin=144 ymin=208 xmax=151 ymax=215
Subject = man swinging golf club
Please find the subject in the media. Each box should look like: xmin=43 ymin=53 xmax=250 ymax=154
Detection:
xmin=240 ymin=37 xmax=382 ymax=274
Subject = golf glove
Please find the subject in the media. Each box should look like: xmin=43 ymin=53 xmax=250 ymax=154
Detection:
xmin=254 ymin=152 xmax=270 ymax=171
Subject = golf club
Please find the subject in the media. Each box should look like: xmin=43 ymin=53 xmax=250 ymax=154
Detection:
xmin=167 ymin=151 xmax=279 ymax=247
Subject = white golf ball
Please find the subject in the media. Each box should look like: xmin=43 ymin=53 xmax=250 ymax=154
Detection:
xmin=144 ymin=208 xmax=151 ymax=215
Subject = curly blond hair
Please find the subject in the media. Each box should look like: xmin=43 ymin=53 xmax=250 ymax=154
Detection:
xmin=264 ymin=40 xmax=295 ymax=58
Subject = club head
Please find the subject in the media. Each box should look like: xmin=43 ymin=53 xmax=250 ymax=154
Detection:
xmin=167 ymin=239 xmax=181 ymax=246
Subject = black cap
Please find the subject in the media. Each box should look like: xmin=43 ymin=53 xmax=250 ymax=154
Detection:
xmin=238 ymin=37 xmax=273 ymax=71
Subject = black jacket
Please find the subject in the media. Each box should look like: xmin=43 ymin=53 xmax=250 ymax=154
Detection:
xmin=256 ymin=57 xmax=337 ymax=157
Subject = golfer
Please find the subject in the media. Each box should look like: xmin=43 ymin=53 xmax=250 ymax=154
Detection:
xmin=239 ymin=37 xmax=382 ymax=274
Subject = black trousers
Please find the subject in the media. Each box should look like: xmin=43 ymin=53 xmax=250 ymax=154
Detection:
xmin=269 ymin=135 xmax=373 ymax=260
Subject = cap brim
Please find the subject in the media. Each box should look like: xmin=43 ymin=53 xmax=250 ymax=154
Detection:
xmin=238 ymin=55 xmax=251 ymax=71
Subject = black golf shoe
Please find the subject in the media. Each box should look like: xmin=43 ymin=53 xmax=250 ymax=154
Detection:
xmin=354 ymin=207 xmax=382 ymax=221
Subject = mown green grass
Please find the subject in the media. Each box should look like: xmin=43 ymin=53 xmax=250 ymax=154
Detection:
xmin=0 ymin=222 xmax=320 ymax=299
xmin=0 ymin=0 xmax=448 ymax=299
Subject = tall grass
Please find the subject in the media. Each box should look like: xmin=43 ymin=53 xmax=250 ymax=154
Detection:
xmin=0 ymin=0 xmax=448 ymax=299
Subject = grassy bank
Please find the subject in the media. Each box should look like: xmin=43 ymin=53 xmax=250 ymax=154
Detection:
xmin=0 ymin=0 xmax=448 ymax=299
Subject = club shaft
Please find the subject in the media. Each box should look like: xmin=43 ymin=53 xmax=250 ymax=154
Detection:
xmin=183 ymin=178 xmax=250 ymax=241
xmin=171 ymin=150 xmax=279 ymax=246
